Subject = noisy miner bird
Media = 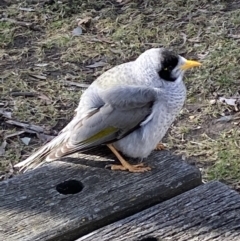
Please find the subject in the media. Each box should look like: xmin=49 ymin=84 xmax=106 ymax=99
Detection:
xmin=15 ymin=48 xmax=201 ymax=173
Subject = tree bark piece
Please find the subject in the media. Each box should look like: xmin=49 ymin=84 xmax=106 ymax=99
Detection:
xmin=0 ymin=150 xmax=201 ymax=241
xmin=78 ymin=181 xmax=240 ymax=241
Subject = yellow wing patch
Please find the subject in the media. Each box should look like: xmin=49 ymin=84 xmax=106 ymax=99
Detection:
xmin=83 ymin=126 xmax=118 ymax=144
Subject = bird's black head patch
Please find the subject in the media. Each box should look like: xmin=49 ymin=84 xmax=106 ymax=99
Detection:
xmin=158 ymin=50 xmax=179 ymax=81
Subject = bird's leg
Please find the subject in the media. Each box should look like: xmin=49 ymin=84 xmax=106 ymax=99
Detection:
xmin=107 ymin=144 xmax=151 ymax=173
xmin=155 ymin=142 xmax=166 ymax=151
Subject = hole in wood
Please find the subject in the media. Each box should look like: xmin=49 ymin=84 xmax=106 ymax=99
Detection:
xmin=137 ymin=237 xmax=158 ymax=241
xmin=56 ymin=180 xmax=83 ymax=195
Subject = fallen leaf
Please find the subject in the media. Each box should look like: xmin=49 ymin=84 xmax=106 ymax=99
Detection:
xmin=0 ymin=140 xmax=7 ymax=156
xmin=62 ymin=80 xmax=90 ymax=88
xmin=97 ymin=36 xmax=113 ymax=44
xmin=0 ymin=109 xmax=12 ymax=119
xmin=5 ymin=131 xmax=25 ymax=139
xmin=21 ymin=137 xmax=31 ymax=145
xmin=77 ymin=17 xmax=92 ymax=26
xmin=116 ymin=0 xmax=131 ymax=4
xmin=86 ymin=61 xmax=108 ymax=68
xmin=215 ymin=115 xmax=233 ymax=123
xmin=19 ymin=7 xmax=35 ymax=12
xmin=1 ymin=18 xmax=32 ymax=27
xmin=10 ymin=92 xmax=37 ymax=97
xmin=35 ymin=63 xmax=48 ymax=67
xmin=209 ymin=99 xmax=216 ymax=105
xmin=219 ymin=97 xmax=237 ymax=106
xmin=188 ymin=37 xmax=201 ymax=43
xmin=110 ymin=48 xmax=123 ymax=54
xmin=193 ymin=126 xmax=201 ymax=130
xmin=180 ymin=32 xmax=187 ymax=47
xmin=218 ymin=97 xmax=240 ymax=111
xmin=38 ymin=93 xmax=52 ymax=104
xmin=228 ymin=34 xmax=240 ymax=39
xmin=72 ymin=26 xmax=83 ymax=36
xmin=29 ymin=74 xmax=47 ymax=80
xmin=6 ymin=120 xmax=49 ymax=134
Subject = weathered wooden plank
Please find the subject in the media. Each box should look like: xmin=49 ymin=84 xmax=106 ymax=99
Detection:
xmin=0 ymin=149 xmax=201 ymax=241
xmin=78 ymin=181 xmax=240 ymax=241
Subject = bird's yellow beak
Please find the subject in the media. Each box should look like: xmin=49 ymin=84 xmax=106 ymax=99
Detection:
xmin=180 ymin=60 xmax=201 ymax=70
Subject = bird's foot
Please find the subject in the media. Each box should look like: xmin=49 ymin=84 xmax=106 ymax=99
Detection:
xmin=155 ymin=142 xmax=166 ymax=151
xmin=107 ymin=143 xmax=151 ymax=173
xmin=108 ymin=163 xmax=151 ymax=173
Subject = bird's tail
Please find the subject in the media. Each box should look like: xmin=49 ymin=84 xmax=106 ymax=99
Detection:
xmin=14 ymin=131 xmax=69 ymax=172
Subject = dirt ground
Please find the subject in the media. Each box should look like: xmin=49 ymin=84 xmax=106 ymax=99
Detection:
xmin=0 ymin=0 xmax=240 ymax=189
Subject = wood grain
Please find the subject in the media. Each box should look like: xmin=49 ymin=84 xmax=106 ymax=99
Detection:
xmin=0 ymin=150 xmax=201 ymax=241
xmin=78 ymin=181 xmax=240 ymax=241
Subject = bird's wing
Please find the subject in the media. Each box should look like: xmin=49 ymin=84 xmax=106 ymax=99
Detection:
xmin=15 ymin=85 xmax=159 ymax=171
xmin=47 ymin=85 xmax=158 ymax=159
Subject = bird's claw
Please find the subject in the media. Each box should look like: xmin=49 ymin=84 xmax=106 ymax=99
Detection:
xmin=106 ymin=163 xmax=151 ymax=173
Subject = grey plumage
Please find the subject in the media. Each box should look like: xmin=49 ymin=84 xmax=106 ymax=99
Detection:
xmin=15 ymin=48 xmax=201 ymax=172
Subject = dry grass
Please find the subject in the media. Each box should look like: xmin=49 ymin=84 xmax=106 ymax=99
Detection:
xmin=0 ymin=0 xmax=240 ymax=189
